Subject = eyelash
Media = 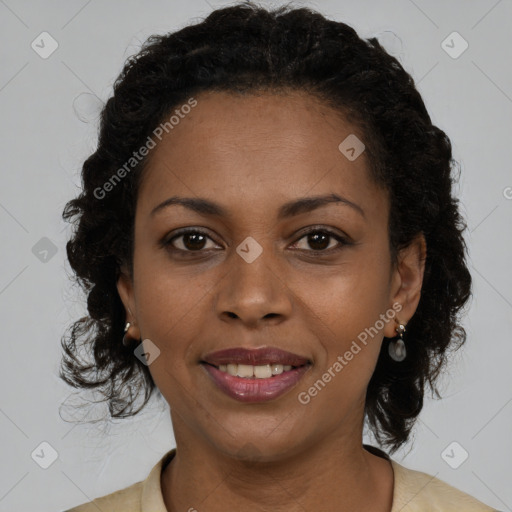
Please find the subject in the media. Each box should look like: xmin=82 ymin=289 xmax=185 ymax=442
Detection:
xmin=161 ymin=226 xmax=351 ymax=256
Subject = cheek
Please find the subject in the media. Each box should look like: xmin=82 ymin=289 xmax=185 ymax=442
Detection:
xmin=133 ymin=243 xmax=211 ymax=335
xmin=131 ymin=255 xmax=217 ymax=398
xmin=299 ymin=256 xmax=392 ymax=340
xmin=132 ymin=261 xmax=205 ymax=408
xmin=296 ymin=273 xmax=388 ymax=417
xmin=294 ymin=251 xmax=392 ymax=392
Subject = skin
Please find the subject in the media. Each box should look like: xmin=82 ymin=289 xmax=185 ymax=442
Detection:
xmin=117 ymin=89 xmax=426 ymax=512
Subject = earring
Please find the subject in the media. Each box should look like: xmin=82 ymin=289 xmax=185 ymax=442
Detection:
xmin=388 ymin=320 xmax=407 ymax=362
xmin=122 ymin=322 xmax=131 ymax=347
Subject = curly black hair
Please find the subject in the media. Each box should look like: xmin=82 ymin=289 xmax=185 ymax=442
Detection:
xmin=59 ymin=1 xmax=472 ymax=453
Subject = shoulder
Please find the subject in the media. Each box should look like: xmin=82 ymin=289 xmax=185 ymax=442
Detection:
xmin=391 ymin=459 xmax=498 ymax=511
xmin=64 ymin=480 xmax=143 ymax=511
xmin=63 ymin=449 xmax=175 ymax=512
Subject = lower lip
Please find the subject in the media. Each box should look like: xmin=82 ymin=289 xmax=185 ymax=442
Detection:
xmin=201 ymin=364 xmax=311 ymax=403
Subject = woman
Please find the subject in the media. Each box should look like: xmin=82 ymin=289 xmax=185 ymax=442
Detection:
xmin=61 ymin=3 xmax=497 ymax=511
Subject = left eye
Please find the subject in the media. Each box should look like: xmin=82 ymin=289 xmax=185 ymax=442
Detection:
xmin=291 ymin=229 xmax=347 ymax=252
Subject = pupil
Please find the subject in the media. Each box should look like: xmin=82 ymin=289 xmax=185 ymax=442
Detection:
xmin=184 ymin=233 xmax=206 ymax=250
xmin=309 ymin=233 xmax=329 ymax=250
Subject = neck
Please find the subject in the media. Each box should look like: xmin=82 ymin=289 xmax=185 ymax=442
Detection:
xmin=161 ymin=414 xmax=394 ymax=512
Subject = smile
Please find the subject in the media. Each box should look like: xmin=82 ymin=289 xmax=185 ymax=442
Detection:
xmin=200 ymin=346 xmax=312 ymax=402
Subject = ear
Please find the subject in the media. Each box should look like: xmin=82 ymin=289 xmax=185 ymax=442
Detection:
xmin=117 ymin=266 xmax=141 ymax=340
xmin=384 ymin=233 xmax=427 ymax=338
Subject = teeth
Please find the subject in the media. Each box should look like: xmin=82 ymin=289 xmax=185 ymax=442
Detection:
xmin=271 ymin=364 xmax=283 ymax=375
xmin=254 ymin=364 xmax=272 ymax=378
xmin=237 ymin=364 xmax=254 ymax=378
xmin=217 ymin=363 xmax=297 ymax=378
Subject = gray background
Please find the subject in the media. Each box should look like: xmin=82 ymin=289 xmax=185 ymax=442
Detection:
xmin=0 ymin=0 xmax=511 ymax=510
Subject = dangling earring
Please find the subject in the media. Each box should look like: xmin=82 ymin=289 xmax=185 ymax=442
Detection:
xmin=122 ymin=322 xmax=132 ymax=347
xmin=388 ymin=320 xmax=407 ymax=362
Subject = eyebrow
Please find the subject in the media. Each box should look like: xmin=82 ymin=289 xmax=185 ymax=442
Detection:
xmin=150 ymin=193 xmax=365 ymax=220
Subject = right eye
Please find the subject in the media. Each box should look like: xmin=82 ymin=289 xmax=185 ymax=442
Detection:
xmin=163 ymin=228 xmax=221 ymax=253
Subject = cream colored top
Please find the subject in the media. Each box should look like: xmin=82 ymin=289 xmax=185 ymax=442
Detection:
xmin=65 ymin=447 xmax=497 ymax=511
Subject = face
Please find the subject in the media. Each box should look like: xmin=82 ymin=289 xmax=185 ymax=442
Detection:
xmin=117 ymin=90 xmax=424 ymax=460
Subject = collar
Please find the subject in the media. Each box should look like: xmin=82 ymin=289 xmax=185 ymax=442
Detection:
xmin=141 ymin=448 xmax=176 ymax=512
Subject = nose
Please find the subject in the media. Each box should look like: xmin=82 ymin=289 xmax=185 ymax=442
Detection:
xmin=214 ymin=243 xmax=293 ymax=328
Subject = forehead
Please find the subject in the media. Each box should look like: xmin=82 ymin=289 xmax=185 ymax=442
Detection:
xmin=137 ymin=90 xmax=386 ymax=220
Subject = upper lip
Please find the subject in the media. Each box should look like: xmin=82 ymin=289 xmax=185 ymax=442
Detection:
xmin=201 ymin=347 xmax=311 ymax=367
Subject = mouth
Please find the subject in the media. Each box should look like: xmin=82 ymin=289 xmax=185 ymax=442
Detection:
xmin=200 ymin=347 xmax=312 ymax=403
